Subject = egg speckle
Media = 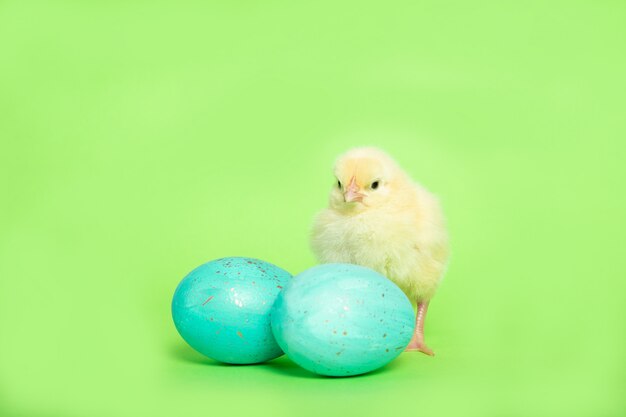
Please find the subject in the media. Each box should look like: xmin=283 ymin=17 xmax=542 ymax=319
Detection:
xmin=171 ymin=257 xmax=291 ymax=364
xmin=270 ymin=263 xmax=415 ymax=377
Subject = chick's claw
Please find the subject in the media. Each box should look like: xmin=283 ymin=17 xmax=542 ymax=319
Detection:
xmin=405 ymin=339 xmax=435 ymax=356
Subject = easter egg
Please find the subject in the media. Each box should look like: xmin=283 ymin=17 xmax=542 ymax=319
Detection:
xmin=172 ymin=257 xmax=291 ymax=364
xmin=270 ymin=263 xmax=415 ymax=376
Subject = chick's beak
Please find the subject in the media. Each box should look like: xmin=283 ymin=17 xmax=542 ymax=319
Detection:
xmin=344 ymin=176 xmax=365 ymax=203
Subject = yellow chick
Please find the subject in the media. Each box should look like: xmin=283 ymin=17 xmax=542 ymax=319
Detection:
xmin=310 ymin=147 xmax=449 ymax=356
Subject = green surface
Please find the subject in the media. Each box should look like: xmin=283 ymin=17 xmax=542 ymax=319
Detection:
xmin=1 ymin=1 xmax=625 ymax=416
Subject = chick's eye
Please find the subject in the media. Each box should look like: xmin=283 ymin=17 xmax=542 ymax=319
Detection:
xmin=337 ymin=180 xmax=342 ymax=188
xmin=371 ymin=181 xmax=379 ymax=190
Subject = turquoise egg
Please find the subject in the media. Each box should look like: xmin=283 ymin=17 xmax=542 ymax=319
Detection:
xmin=172 ymin=257 xmax=291 ymax=364
xmin=271 ymin=264 xmax=415 ymax=377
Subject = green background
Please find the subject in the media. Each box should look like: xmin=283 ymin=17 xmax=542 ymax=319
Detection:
xmin=1 ymin=1 xmax=625 ymax=416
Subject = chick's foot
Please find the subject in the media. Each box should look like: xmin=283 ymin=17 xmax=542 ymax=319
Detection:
xmin=405 ymin=301 xmax=434 ymax=356
xmin=405 ymin=337 xmax=435 ymax=356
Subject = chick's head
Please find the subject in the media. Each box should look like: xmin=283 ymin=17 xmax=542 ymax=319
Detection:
xmin=329 ymin=147 xmax=406 ymax=212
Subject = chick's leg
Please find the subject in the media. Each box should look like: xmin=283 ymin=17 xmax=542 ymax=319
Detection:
xmin=406 ymin=301 xmax=434 ymax=356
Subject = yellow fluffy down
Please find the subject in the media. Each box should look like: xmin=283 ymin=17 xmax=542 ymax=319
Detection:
xmin=310 ymin=147 xmax=449 ymax=303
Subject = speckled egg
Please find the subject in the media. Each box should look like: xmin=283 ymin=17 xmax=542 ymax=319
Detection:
xmin=172 ymin=257 xmax=291 ymax=364
xmin=270 ymin=263 xmax=415 ymax=377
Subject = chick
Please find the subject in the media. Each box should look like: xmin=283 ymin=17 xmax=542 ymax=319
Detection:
xmin=310 ymin=147 xmax=449 ymax=356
